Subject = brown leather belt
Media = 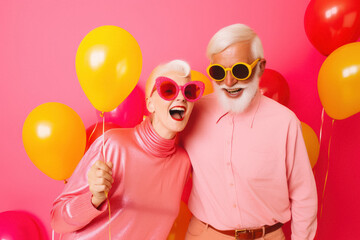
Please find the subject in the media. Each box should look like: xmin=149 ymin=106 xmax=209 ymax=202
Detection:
xmin=207 ymin=222 xmax=283 ymax=240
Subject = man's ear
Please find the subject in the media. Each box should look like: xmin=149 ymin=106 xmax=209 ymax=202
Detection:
xmin=258 ymin=58 xmax=267 ymax=77
xmin=146 ymin=97 xmax=155 ymax=113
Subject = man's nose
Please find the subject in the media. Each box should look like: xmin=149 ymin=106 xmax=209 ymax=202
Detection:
xmin=224 ymin=70 xmax=237 ymax=87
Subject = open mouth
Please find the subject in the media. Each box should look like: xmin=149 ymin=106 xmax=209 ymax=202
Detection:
xmin=169 ymin=106 xmax=186 ymax=121
xmin=223 ymin=88 xmax=243 ymax=97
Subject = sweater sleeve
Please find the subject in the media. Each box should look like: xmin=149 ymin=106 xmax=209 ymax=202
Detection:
xmin=50 ymin=137 xmax=108 ymax=233
xmin=286 ymin=117 xmax=318 ymax=240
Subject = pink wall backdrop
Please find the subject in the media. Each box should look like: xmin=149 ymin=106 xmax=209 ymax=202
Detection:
xmin=1 ymin=0 xmax=359 ymax=239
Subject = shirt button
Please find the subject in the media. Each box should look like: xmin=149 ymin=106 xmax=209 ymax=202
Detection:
xmin=227 ymin=162 xmax=231 ymax=166
xmin=233 ymin=204 xmax=237 ymax=208
xmin=230 ymin=183 xmax=234 ymax=186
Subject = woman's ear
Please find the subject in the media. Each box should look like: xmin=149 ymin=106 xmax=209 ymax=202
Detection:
xmin=146 ymin=97 xmax=155 ymax=113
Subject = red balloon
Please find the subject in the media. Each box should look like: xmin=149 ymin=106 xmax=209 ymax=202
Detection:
xmin=259 ymin=69 xmax=290 ymax=106
xmin=304 ymin=0 xmax=360 ymax=56
xmin=0 ymin=211 xmax=42 ymax=240
xmin=96 ymin=85 xmax=145 ymax=128
xmin=85 ymin=122 xmax=120 ymax=151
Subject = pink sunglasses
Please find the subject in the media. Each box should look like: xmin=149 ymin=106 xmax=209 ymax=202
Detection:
xmin=151 ymin=76 xmax=205 ymax=102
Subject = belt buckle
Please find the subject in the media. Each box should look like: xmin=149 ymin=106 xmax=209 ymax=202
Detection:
xmin=235 ymin=229 xmax=255 ymax=240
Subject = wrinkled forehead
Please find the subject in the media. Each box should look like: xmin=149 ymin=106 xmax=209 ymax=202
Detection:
xmin=145 ymin=71 xmax=191 ymax=98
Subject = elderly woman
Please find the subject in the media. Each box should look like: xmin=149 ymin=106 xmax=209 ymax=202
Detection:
xmin=51 ymin=60 xmax=204 ymax=239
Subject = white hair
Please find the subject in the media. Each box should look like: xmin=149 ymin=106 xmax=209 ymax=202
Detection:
xmin=207 ymin=24 xmax=265 ymax=113
xmin=206 ymin=23 xmax=264 ymax=60
xmin=145 ymin=60 xmax=191 ymax=98
xmin=153 ymin=59 xmax=191 ymax=78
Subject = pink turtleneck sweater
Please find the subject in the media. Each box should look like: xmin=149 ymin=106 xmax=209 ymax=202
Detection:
xmin=51 ymin=118 xmax=191 ymax=240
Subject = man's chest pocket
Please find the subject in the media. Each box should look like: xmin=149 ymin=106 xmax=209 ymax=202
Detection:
xmin=236 ymin=149 xmax=284 ymax=179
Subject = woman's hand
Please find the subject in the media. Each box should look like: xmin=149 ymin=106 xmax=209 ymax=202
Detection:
xmin=87 ymin=160 xmax=113 ymax=208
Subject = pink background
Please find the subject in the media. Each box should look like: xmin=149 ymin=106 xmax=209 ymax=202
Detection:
xmin=1 ymin=0 xmax=359 ymax=239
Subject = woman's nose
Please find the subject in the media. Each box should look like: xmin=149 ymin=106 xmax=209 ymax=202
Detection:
xmin=175 ymin=90 xmax=186 ymax=102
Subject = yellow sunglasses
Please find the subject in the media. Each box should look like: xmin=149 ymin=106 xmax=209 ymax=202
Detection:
xmin=207 ymin=58 xmax=260 ymax=81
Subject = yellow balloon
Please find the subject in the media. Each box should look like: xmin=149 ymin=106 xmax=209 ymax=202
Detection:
xmin=76 ymin=25 xmax=142 ymax=112
xmin=191 ymin=70 xmax=214 ymax=96
xmin=301 ymin=122 xmax=320 ymax=168
xmin=22 ymin=102 xmax=86 ymax=180
xmin=318 ymin=42 xmax=360 ymax=120
xmin=167 ymin=201 xmax=192 ymax=240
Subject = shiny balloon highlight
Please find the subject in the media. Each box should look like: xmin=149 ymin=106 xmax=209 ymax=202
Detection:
xmin=76 ymin=25 xmax=142 ymax=112
xmin=318 ymin=42 xmax=360 ymax=120
xmin=304 ymin=0 xmax=360 ymax=56
xmin=22 ymin=102 xmax=86 ymax=180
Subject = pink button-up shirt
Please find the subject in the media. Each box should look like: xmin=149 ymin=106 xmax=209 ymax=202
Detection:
xmin=181 ymin=92 xmax=317 ymax=240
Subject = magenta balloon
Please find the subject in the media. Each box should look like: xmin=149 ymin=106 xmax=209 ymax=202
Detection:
xmin=97 ymin=85 xmax=145 ymax=128
xmin=0 ymin=211 xmax=41 ymax=240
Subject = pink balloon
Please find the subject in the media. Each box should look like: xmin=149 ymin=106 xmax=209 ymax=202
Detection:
xmin=0 ymin=211 xmax=42 ymax=240
xmin=96 ymin=85 xmax=145 ymax=128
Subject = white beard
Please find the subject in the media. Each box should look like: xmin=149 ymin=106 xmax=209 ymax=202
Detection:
xmin=213 ymin=73 xmax=260 ymax=113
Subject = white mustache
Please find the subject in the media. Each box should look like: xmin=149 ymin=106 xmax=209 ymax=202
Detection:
xmin=218 ymin=82 xmax=249 ymax=90
xmin=213 ymin=75 xmax=260 ymax=113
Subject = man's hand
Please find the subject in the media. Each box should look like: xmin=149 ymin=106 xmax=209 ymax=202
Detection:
xmin=87 ymin=160 xmax=113 ymax=208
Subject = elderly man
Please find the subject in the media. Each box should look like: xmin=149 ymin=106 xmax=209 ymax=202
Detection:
xmin=182 ymin=24 xmax=317 ymax=240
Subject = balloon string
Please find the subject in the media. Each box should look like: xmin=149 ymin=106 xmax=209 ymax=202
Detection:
xmin=107 ymin=196 xmax=112 ymax=240
xmin=313 ymin=108 xmax=325 ymax=176
xmin=101 ymin=112 xmax=111 ymax=240
xmin=88 ymin=121 xmax=99 ymax=144
xmin=319 ymin=108 xmax=325 ymax=145
xmin=320 ymin=119 xmax=334 ymax=218
xmin=102 ymin=112 xmax=106 ymax=165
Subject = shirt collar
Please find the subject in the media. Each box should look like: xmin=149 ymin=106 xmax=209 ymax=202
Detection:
xmin=215 ymin=90 xmax=261 ymax=128
xmin=135 ymin=117 xmax=177 ymax=158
